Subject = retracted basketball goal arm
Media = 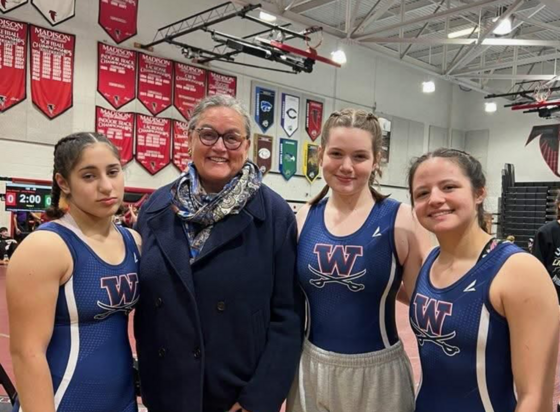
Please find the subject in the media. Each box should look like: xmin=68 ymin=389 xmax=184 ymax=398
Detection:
xmin=140 ymin=1 xmax=337 ymax=74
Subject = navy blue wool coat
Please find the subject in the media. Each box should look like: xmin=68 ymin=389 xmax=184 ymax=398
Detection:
xmin=134 ymin=181 xmax=304 ymax=412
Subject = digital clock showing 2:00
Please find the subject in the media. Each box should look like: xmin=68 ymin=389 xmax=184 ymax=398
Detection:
xmin=4 ymin=183 xmax=52 ymax=212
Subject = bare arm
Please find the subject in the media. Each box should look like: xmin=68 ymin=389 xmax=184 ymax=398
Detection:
xmin=7 ymin=231 xmax=72 ymax=412
xmin=126 ymin=227 xmax=143 ymax=254
xmin=395 ymin=204 xmax=433 ymax=304
xmin=491 ymin=253 xmax=559 ymax=412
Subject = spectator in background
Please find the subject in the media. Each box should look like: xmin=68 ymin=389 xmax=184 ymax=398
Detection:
xmin=0 ymin=227 xmax=17 ymax=263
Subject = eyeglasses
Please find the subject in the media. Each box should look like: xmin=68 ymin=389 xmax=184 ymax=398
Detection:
xmin=195 ymin=127 xmax=246 ymax=150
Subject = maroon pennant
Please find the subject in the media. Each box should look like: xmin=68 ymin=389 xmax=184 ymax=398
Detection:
xmin=172 ymin=119 xmax=191 ymax=172
xmin=0 ymin=0 xmax=29 ymax=14
xmin=174 ymin=62 xmax=206 ymax=121
xmin=95 ymin=106 xmax=134 ymax=165
xmin=32 ymin=0 xmax=75 ymax=26
xmin=305 ymin=99 xmax=323 ymax=141
xmin=135 ymin=114 xmax=171 ymax=175
xmin=30 ymin=25 xmax=75 ymax=119
xmin=207 ymin=70 xmax=236 ymax=97
xmin=97 ymin=42 xmax=136 ymax=109
xmin=0 ymin=17 xmax=27 ymax=112
xmin=98 ymin=0 xmax=138 ymax=44
xmin=138 ymin=52 xmax=172 ymax=115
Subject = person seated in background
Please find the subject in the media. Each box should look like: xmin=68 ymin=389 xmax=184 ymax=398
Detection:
xmin=0 ymin=227 xmax=18 ymax=263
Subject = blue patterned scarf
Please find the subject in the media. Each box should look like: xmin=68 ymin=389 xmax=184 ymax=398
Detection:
xmin=171 ymin=161 xmax=262 ymax=262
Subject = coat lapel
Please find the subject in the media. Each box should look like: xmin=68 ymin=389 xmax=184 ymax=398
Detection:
xmin=147 ymin=207 xmax=196 ymax=295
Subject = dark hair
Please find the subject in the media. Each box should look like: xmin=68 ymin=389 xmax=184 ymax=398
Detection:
xmin=46 ymin=132 xmax=120 ymax=219
xmin=309 ymin=108 xmax=388 ymax=205
xmin=407 ymin=148 xmax=488 ymax=232
xmin=0 ymin=227 xmax=7 ymax=232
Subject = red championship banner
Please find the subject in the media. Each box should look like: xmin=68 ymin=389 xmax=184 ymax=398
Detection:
xmin=0 ymin=0 xmax=29 ymax=14
xmin=172 ymin=119 xmax=190 ymax=172
xmin=30 ymin=25 xmax=75 ymax=119
xmin=135 ymin=114 xmax=171 ymax=175
xmin=138 ymin=52 xmax=172 ymax=116
xmin=305 ymin=99 xmax=323 ymax=141
xmin=97 ymin=42 xmax=136 ymax=109
xmin=0 ymin=18 xmax=27 ymax=112
xmin=32 ymin=0 xmax=75 ymax=26
xmin=95 ymin=106 xmax=134 ymax=165
xmin=174 ymin=62 xmax=206 ymax=121
xmin=98 ymin=0 xmax=138 ymax=44
xmin=207 ymin=70 xmax=236 ymax=97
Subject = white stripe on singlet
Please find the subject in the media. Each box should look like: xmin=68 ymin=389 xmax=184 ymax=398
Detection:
xmin=476 ymin=304 xmax=495 ymax=412
xmin=379 ymin=254 xmax=397 ymax=348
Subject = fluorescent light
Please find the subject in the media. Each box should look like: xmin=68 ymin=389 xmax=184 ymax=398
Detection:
xmin=259 ymin=11 xmax=277 ymax=22
xmin=331 ymin=49 xmax=347 ymax=65
xmin=492 ymin=16 xmax=512 ymax=35
xmin=422 ymin=81 xmax=435 ymax=93
xmin=485 ymin=102 xmax=497 ymax=113
xmin=448 ymin=27 xmax=480 ymax=39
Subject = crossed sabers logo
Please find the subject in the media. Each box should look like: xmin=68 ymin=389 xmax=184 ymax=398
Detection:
xmin=411 ymin=294 xmax=460 ymax=356
xmin=96 ymin=273 xmax=139 ymax=320
xmin=308 ymin=244 xmax=366 ymax=292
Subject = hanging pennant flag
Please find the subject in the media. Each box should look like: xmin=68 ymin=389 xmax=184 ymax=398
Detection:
xmin=95 ymin=106 xmax=134 ymax=165
xmin=255 ymin=86 xmax=275 ymax=133
xmin=378 ymin=117 xmax=391 ymax=163
xmin=174 ymin=62 xmax=206 ymax=121
xmin=279 ymin=138 xmax=297 ymax=181
xmin=0 ymin=18 xmax=27 ymax=112
xmin=98 ymin=0 xmax=138 ymax=44
xmin=97 ymin=42 xmax=136 ymax=109
xmin=303 ymin=142 xmax=320 ymax=183
xmin=30 ymin=25 xmax=75 ymax=119
xmin=135 ymin=114 xmax=171 ymax=175
xmin=0 ymin=0 xmax=28 ymax=14
xmin=138 ymin=52 xmax=172 ymax=116
xmin=306 ymin=99 xmax=323 ymax=141
xmin=207 ymin=70 xmax=236 ymax=97
xmin=281 ymin=93 xmax=299 ymax=137
xmin=172 ymin=119 xmax=191 ymax=172
xmin=32 ymin=0 xmax=75 ymax=26
xmin=253 ymin=134 xmax=273 ymax=175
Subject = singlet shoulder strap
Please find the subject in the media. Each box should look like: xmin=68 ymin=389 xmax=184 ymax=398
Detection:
xmin=115 ymin=225 xmax=140 ymax=258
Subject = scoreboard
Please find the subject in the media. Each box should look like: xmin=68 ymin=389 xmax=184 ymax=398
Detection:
xmin=4 ymin=183 xmax=52 ymax=212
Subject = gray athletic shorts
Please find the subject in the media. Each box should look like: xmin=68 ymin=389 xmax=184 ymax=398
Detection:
xmin=286 ymin=339 xmax=415 ymax=412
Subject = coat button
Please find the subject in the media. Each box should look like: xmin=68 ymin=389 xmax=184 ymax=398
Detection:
xmin=193 ymin=348 xmax=201 ymax=360
xmin=158 ymin=348 xmax=166 ymax=358
xmin=155 ymin=297 xmax=163 ymax=308
xmin=216 ymin=301 xmax=226 ymax=312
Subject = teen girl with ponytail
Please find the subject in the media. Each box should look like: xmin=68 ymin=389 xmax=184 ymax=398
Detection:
xmin=7 ymin=132 xmax=141 ymax=412
xmin=287 ymin=109 xmax=431 ymax=412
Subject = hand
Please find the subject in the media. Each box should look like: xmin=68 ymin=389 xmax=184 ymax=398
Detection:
xmin=227 ymin=402 xmax=251 ymax=412
xmin=15 ymin=228 xmax=21 ymax=235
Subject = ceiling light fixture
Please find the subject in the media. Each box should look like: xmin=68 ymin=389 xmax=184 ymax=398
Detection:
xmin=259 ymin=11 xmax=277 ymax=22
xmin=422 ymin=81 xmax=435 ymax=93
xmin=448 ymin=27 xmax=480 ymax=39
xmin=485 ymin=102 xmax=497 ymax=113
xmin=331 ymin=49 xmax=347 ymax=65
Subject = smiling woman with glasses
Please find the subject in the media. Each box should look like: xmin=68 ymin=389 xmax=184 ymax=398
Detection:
xmin=134 ymin=94 xmax=304 ymax=412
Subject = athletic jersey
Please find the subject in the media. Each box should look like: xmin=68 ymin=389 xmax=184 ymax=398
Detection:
xmin=298 ymin=197 xmax=403 ymax=354
xmin=532 ymin=220 xmax=560 ymax=303
xmin=411 ymin=241 xmax=523 ymax=412
xmin=13 ymin=218 xmax=140 ymax=412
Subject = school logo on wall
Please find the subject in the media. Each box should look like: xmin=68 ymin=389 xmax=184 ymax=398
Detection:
xmin=526 ymin=124 xmax=560 ymax=177
xmin=305 ymin=99 xmax=323 ymax=141
xmin=281 ymin=93 xmax=299 ymax=137
xmin=32 ymin=0 xmax=75 ymax=26
xmin=279 ymin=138 xmax=297 ymax=181
xmin=308 ymin=244 xmax=366 ymax=292
xmin=254 ymin=134 xmax=273 ymax=175
xmin=0 ymin=0 xmax=28 ymax=13
xmin=255 ymin=86 xmax=275 ymax=133
xmin=411 ymin=294 xmax=460 ymax=356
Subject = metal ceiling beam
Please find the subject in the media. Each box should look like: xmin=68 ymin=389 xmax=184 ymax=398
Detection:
xmin=346 ymin=0 xmax=363 ymax=36
xmin=445 ymin=0 xmax=526 ymax=74
xmin=351 ymin=0 xmax=398 ymax=36
xmin=355 ymin=0 xmax=508 ymax=39
xmin=400 ymin=0 xmax=446 ymax=58
xmin=457 ymin=74 xmax=558 ymax=80
xmin=454 ymin=51 xmax=560 ymax=74
xmin=515 ymin=15 xmax=560 ymax=34
xmin=360 ymin=37 xmax=560 ymax=46
xmin=290 ymin=0 xmax=336 ymax=14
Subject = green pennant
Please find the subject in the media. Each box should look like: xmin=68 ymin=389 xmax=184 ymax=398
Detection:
xmin=279 ymin=138 xmax=298 ymax=181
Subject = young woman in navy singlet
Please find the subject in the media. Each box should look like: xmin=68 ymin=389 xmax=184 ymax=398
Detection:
xmin=287 ymin=109 xmax=431 ymax=412
xmin=7 ymin=132 xmax=141 ymax=412
xmin=408 ymin=148 xmax=558 ymax=412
